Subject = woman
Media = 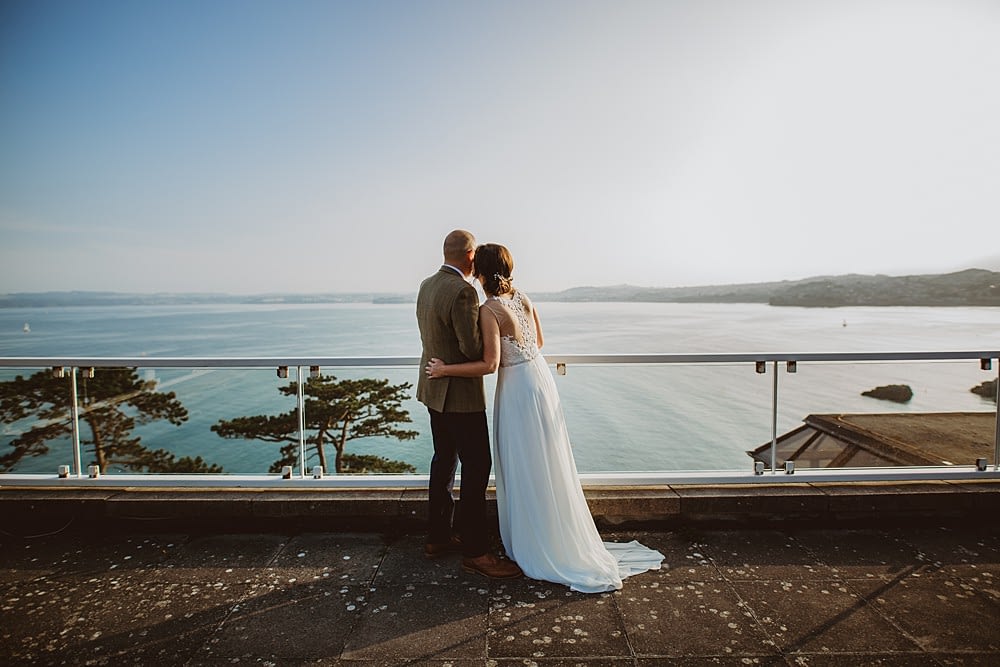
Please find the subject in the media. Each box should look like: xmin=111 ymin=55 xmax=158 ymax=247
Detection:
xmin=426 ymin=243 xmax=663 ymax=593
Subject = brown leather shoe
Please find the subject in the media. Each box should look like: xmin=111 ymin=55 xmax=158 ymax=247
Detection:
xmin=462 ymin=553 xmax=523 ymax=579
xmin=424 ymin=535 xmax=462 ymax=558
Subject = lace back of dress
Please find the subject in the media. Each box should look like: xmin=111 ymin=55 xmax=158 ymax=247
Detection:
xmin=487 ymin=291 xmax=538 ymax=367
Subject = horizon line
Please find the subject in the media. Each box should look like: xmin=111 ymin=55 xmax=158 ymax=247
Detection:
xmin=2 ymin=266 xmax=997 ymax=299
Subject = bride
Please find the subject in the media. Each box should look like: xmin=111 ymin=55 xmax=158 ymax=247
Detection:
xmin=426 ymin=243 xmax=663 ymax=593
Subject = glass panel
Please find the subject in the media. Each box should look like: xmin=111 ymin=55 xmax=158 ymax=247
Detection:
xmin=2 ymin=358 xmax=995 ymax=477
xmin=307 ymin=366 xmax=435 ymax=476
xmin=771 ymin=359 xmax=997 ymax=470
xmin=0 ymin=365 xmax=438 ymax=476
xmin=546 ymin=362 xmax=774 ymax=472
xmin=136 ymin=366 xmax=283 ymax=475
xmin=134 ymin=366 xmax=432 ymax=476
xmin=0 ymin=367 xmax=76 ymax=474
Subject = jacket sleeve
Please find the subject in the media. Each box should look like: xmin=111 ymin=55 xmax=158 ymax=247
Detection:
xmin=451 ymin=282 xmax=483 ymax=362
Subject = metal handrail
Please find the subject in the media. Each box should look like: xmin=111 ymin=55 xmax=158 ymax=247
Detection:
xmin=2 ymin=350 xmax=998 ymax=367
xmin=1 ymin=351 xmax=998 ymax=487
xmin=0 ymin=466 xmax=996 ymax=488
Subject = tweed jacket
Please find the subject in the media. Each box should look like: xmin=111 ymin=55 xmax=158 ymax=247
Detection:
xmin=415 ymin=266 xmax=486 ymax=413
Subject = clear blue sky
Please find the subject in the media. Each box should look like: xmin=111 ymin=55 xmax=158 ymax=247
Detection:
xmin=2 ymin=0 xmax=998 ymax=294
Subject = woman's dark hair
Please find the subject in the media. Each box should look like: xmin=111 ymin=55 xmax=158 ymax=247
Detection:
xmin=474 ymin=243 xmax=514 ymax=296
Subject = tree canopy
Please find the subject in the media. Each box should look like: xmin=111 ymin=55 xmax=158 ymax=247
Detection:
xmin=212 ymin=375 xmax=418 ymax=474
xmin=0 ymin=368 xmax=222 ymax=473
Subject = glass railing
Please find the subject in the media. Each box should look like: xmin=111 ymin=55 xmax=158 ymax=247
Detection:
xmin=0 ymin=351 xmax=997 ymax=487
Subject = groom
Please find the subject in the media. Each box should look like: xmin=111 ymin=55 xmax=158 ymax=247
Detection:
xmin=416 ymin=230 xmax=522 ymax=579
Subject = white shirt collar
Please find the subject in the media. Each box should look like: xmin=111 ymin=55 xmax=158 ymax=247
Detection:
xmin=443 ymin=264 xmax=471 ymax=281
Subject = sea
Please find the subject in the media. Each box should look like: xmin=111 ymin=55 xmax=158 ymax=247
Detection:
xmin=1 ymin=301 xmax=998 ymax=475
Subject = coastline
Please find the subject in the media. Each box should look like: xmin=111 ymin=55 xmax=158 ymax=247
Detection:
xmin=4 ymin=268 xmax=999 ymax=309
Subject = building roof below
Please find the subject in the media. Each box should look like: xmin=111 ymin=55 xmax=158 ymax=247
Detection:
xmin=748 ymin=412 xmax=996 ymax=468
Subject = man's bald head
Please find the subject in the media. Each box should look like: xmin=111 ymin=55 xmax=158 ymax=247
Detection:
xmin=443 ymin=230 xmax=476 ymax=263
xmin=443 ymin=230 xmax=477 ymax=276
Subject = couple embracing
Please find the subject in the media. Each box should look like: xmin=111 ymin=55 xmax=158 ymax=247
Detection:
xmin=416 ymin=230 xmax=663 ymax=594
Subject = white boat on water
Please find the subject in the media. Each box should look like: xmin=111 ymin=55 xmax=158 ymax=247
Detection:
xmin=23 ymin=322 xmax=30 ymax=333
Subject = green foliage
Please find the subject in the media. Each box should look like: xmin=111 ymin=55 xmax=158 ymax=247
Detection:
xmin=0 ymin=368 xmax=222 ymax=473
xmin=212 ymin=375 xmax=418 ymax=474
xmin=971 ymin=379 xmax=998 ymax=403
xmin=341 ymin=453 xmax=416 ymax=474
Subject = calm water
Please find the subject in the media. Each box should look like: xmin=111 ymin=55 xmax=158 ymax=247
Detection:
xmin=1 ymin=302 xmax=998 ymax=474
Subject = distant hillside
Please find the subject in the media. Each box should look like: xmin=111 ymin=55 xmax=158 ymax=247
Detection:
xmin=768 ymin=269 xmax=1000 ymax=307
xmin=2 ymin=269 xmax=998 ymax=308
xmin=532 ymin=269 xmax=1000 ymax=307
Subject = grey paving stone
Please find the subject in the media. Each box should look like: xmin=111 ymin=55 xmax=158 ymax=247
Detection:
xmin=373 ymin=534 xmax=475 ymax=586
xmin=750 ymin=655 xmax=927 ymax=666
xmin=604 ymin=528 xmax=726 ymax=582
xmin=364 ymin=660 xmax=485 ymax=667
xmin=493 ymin=659 xmax=638 ymax=666
xmin=932 ymin=654 xmax=1000 ymax=666
xmin=155 ymin=533 xmax=289 ymax=574
xmin=0 ymin=533 xmax=185 ymax=584
xmin=50 ymin=574 xmax=247 ymax=665
xmin=2 ymin=524 xmax=999 ymax=665
xmin=341 ymin=582 xmax=489 ymax=662
xmin=1 ymin=552 xmax=217 ymax=665
xmin=0 ymin=576 xmax=85 ymax=664
xmin=488 ymin=578 xmax=631 ymax=660
xmin=636 ymin=658 xmax=787 ymax=666
xmin=866 ymin=570 xmax=1000 ymax=653
xmin=898 ymin=527 xmax=1000 ymax=605
xmin=200 ymin=580 xmax=364 ymax=661
xmin=615 ymin=574 xmax=778 ymax=660
xmin=684 ymin=528 xmax=838 ymax=581
xmin=260 ymin=532 xmax=388 ymax=587
xmin=189 ymin=659 xmax=340 ymax=666
xmin=901 ymin=526 xmax=1000 ymax=577
xmin=729 ymin=578 xmax=921 ymax=655
xmin=787 ymin=528 xmax=932 ymax=580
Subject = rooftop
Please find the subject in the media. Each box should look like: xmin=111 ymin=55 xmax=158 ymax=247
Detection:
xmin=2 ymin=481 xmax=998 ymax=665
xmin=749 ymin=411 xmax=997 ymax=469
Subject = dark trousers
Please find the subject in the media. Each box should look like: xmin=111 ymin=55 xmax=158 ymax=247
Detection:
xmin=427 ymin=408 xmax=491 ymax=558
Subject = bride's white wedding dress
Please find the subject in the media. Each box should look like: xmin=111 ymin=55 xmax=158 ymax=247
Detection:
xmin=486 ymin=291 xmax=664 ymax=593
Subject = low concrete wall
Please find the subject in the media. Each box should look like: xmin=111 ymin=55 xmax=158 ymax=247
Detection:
xmin=2 ymin=479 xmax=998 ymax=535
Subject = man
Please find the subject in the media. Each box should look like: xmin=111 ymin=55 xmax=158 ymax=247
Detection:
xmin=416 ymin=229 xmax=522 ymax=579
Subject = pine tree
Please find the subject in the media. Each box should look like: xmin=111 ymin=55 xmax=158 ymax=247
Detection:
xmin=212 ymin=375 xmax=418 ymax=474
xmin=0 ymin=368 xmax=222 ymax=473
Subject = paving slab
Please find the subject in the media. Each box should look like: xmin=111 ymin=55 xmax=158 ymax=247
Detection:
xmin=1 ymin=576 xmax=89 ymax=664
xmin=488 ymin=578 xmax=630 ymax=661
xmin=786 ymin=527 xmax=933 ymax=581
xmin=260 ymin=532 xmax=388 ymax=587
xmin=372 ymin=534 xmax=478 ymax=587
xmin=865 ymin=570 xmax=1000 ymax=653
xmin=58 ymin=577 xmax=243 ymax=666
xmin=1 ymin=521 xmax=998 ymax=665
xmin=729 ymin=578 xmax=922 ymax=656
xmin=616 ymin=573 xmax=779 ymax=660
xmin=199 ymin=579 xmax=364 ymax=662
xmin=685 ymin=528 xmax=838 ymax=581
xmin=0 ymin=533 xmax=184 ymax=585
xmin=341 ymin=583 xmax=490 ymax=663
xmin=605 ymin=529 xmax=726 ymax=584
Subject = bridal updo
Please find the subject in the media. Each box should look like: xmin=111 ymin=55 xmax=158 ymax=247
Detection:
xmin=474 ymin=243 xmax=514 ymax=296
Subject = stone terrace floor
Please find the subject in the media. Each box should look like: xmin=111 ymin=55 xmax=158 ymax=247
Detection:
xmin=2 ymin=523 xmax=999 ymax=666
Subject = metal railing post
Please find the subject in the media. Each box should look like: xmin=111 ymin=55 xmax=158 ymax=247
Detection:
xmin=297 ymin=365 xmax=306 ymax=479
xmin=994 ymin=358 xmax=999 ymax=471
xmin=770 ymin=360 xmax=778 ymax=474
xmin=69 ymin=367 xmax=83 ymax=478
